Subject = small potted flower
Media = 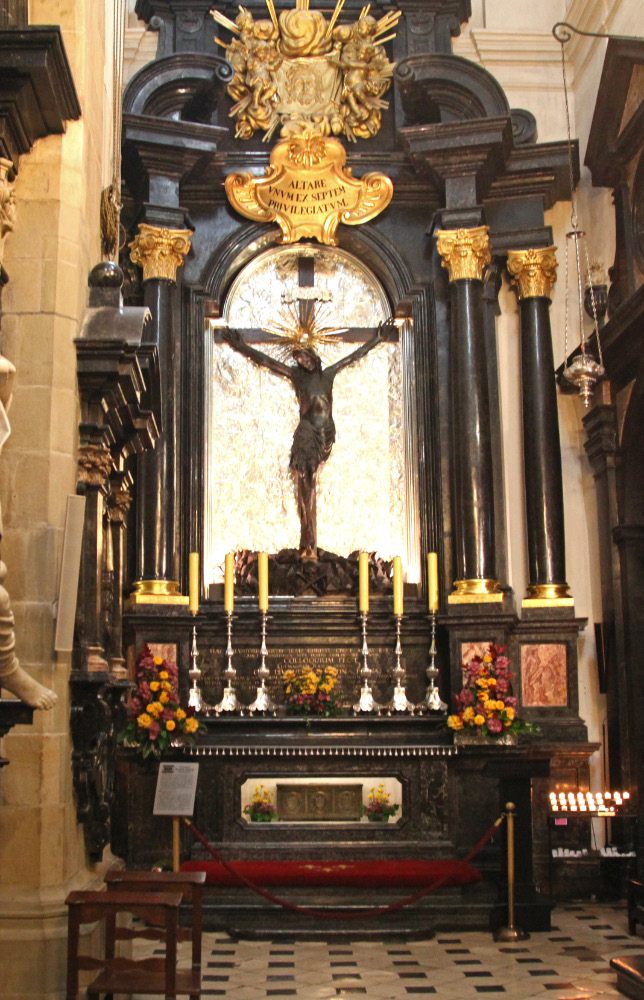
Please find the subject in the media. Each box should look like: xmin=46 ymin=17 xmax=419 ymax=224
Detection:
xmin=243 ymin=784 xmax=278 ymax=823
xmin=118 ymin=645 xmax=205 ymax=759
xmin=447 ymin=644 xmax=538 ymax=744
xmin=283 ymin=665 xmax=343 ymax=717
xmin=362 ymin=784 xmax=400 ymax=823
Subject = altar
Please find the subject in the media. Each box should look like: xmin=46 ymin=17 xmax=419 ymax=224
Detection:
xmin=67 ymin=0 xmax=601 ymax=937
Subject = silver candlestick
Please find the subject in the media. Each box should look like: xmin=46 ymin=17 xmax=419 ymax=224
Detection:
xmin=421 ymin=611 xmax=447 ymax=712
xmin=213 ymin=611 xmax=244 ymax=714
xmin=384 ymin=614 xmax=416 ymax=714
xmin=247 ymin=613 xmax=280 ymax=714
xmin=187 ymin=625 xmax=210 ymax=713
xmin=353 ymin=612 xmax=381 ymax=713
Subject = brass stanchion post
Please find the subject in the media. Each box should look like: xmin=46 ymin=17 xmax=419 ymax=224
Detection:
xmin=172 ymin=816 xmax=181 ymax=873
xmin=493 ymin=802 xmax=530 ymax=941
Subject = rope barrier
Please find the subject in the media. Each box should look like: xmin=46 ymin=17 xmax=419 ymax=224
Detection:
xmin=183 ymin=813 xmax=505 ymax=921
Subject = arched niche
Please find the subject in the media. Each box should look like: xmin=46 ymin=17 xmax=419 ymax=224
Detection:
xmin=201 ymin=240 xmax=425 ymax=589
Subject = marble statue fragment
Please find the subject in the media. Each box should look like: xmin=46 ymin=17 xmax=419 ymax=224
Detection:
xmin=0 ymin=353 xmax=57 ymax=709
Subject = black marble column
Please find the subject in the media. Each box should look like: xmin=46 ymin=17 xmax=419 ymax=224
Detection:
xmin=507 ymin=248 xmax=572 ymax=602
xmin=129 ymin=223 xmax=191 ymax=601
xmin=436 ymin=226 xmax=500 ymax=595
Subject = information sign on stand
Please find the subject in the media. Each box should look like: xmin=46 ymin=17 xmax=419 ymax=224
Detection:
xmin=153 ymin=762 xmax=199 ymax=817
xmin=153 ymin=763 xmax=200 ymax=871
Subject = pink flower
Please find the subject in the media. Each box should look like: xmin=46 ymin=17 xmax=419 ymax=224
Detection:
xmin=148 ymin=721 xmax=160 ymax=740
xmin=505 ymin=696 xmax=517 ymax=708
xmin=487 ymin=717 xmax=503 ymax=733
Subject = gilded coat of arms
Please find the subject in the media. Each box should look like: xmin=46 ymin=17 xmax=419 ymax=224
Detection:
xmin=212 ymin=0 xmax=401 ymax=142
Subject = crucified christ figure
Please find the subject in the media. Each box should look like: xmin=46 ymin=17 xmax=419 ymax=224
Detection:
xmin=223 ymin=324 xmax=391 ymax=559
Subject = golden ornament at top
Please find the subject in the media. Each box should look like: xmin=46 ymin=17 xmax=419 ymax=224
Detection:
xmin=435 ymin=226 xmax=492 ymax=283
xmin=212 ymin=0 xmax=401 ymax=142
xmin=507 ymin=247 xmax=558 ymax=300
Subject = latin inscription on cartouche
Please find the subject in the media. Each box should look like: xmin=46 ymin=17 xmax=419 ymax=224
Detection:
xmin=225 ymin=133 xmax=394 ymax=245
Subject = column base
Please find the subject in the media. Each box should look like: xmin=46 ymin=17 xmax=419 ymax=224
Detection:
xmin=448 ymin=579 xmax=503 ymax=604
xmin=127 ymin=579 xmax=189 ymax=606
xmin=523 ymin=582 xmax=574 ymax=608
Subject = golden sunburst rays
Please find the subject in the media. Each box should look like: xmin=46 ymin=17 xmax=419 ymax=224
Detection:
xmin=262 ymin=301 xmax=348 ymax=360
xmin=212 ymin=1 xmax=401 ymax=51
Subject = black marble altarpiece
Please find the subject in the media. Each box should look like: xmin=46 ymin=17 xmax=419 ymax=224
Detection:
xmin=66 ymin=0 xmax=613 ymax=928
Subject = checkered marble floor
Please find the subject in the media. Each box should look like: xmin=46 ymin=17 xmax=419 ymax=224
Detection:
xmin=133 ymin=903 xmax=643 ymax=999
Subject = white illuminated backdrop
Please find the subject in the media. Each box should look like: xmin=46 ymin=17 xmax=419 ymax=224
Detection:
xmin=204 ymin=245 xmax=418 ymax=585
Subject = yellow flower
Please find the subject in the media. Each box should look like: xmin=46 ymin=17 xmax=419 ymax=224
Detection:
xmin=166 ymin=719 xmax=176 ymax=731
xmin=474 ymin=714 xmax=485 ymax=725
xmin=159 ymin=691 xmax=170 ymax=704
xmin=505 ymin=706 xmax=515 ymax=720
xmin=483 ymin=654 xmax=493 ymax=663
xmin=488 ymin=677 xmax=497 ymax=686
xmin=154 ymin=657 xmax=163 ymax=666
xmin=175 ymin=708 xmax=186 ymax=721
xmin=496 ymin=700 xmax=505 ymax=711
xmin=463 ymin=707 xmax=475 ymax=721
xmin=137 ymin=713 xmax=152 ymax=728
xmin=159 ymin=670 xmax=168 ymax=679
xmin=447 ymin=714 xmax=464 ymax=730
xmin=149 ymin=681 xmax=160 ymax=691
xmin=161 ymin=681 xmax=172 ymax=691
xmin=185 ymin=717 xmax=199 ymax=733
xmin=146 ymin=702 xmax=160 ymax=716
xmin=477 ymin=677 xmax=488 ymax=688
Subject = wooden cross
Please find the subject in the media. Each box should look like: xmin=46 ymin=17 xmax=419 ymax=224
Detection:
xmin=213 ymin=252 xmax=398 ymax=346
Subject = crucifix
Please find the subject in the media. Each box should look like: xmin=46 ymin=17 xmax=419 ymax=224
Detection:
xmin=221 ymin=252 xmax=396 ymax=560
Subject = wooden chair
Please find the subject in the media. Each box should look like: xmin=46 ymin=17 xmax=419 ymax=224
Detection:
xmin=65 ymin=888 xmax=198 ymax=1000
xmin=103 ymin=866 xmax=205 ymax=999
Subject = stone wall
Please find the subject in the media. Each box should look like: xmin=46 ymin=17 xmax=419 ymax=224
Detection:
xmin=0 ymin=3 xmax=115 ymax=998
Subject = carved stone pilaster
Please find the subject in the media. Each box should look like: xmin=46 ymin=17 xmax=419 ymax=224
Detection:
xmin=436 ymin=226 xmax=491 ymax=282
xmin=77 ymin=443 xmax=113 ymax=486
xmin=0 ymin=157 xmax=16 ymax=266
xmin=507 ymin=247 xmax=558 ymax=300
xmin=107 ymin=486 xmax=132 ymax=524
xmin=129 ymin=223 xmax=192 ymax=282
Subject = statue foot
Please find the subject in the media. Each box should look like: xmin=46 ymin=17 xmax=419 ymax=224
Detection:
xmin=1 ymin=663 xmax=57 ymax=710
xmin=300 ymin=547 xmax=318 ymax=562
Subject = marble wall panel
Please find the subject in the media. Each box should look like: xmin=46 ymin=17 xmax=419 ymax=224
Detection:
xmin=521 ymin=642 xmax=568 ymax=707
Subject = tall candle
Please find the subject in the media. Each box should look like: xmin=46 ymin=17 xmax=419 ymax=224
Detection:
xmin=224 ymin=553 xmax=234 ymax=613
xmin=189 ymin=552 xmax=199 ymax=615
xmin=359 ymin=552 xmax=369 ymax=614
xmin=427 ymin=552 xmax=439 ymax=613
xmin=393 ymin=556 xmax=403 ymax=616
xmin=258 ymin=552 xmax=269 ymax=612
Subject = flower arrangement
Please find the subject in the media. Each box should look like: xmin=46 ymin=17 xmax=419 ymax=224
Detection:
xmin=243 ymin=784 xmax=278 ymax=822
xmin=117 ymin=645 xmax=204 ymax=759
xmin=363 ymin=784 xmax=400 ymax=822
xmin=282 ymin=665 xmax=343 ymax=716
xmin=447 ymin=644 xmax=537 ymax=740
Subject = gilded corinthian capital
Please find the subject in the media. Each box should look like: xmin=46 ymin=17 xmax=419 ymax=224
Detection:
xmin=507 ymin=247 xmax=558 ymax=300
xmin=129 ymin=223 xmax=192 ymax=282
xmin=435 ymin=226 xmax=491 ymax=282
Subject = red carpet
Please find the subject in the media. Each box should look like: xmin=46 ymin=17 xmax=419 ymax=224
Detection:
xmin=181 ymin=859 xmax=481 ymax=888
